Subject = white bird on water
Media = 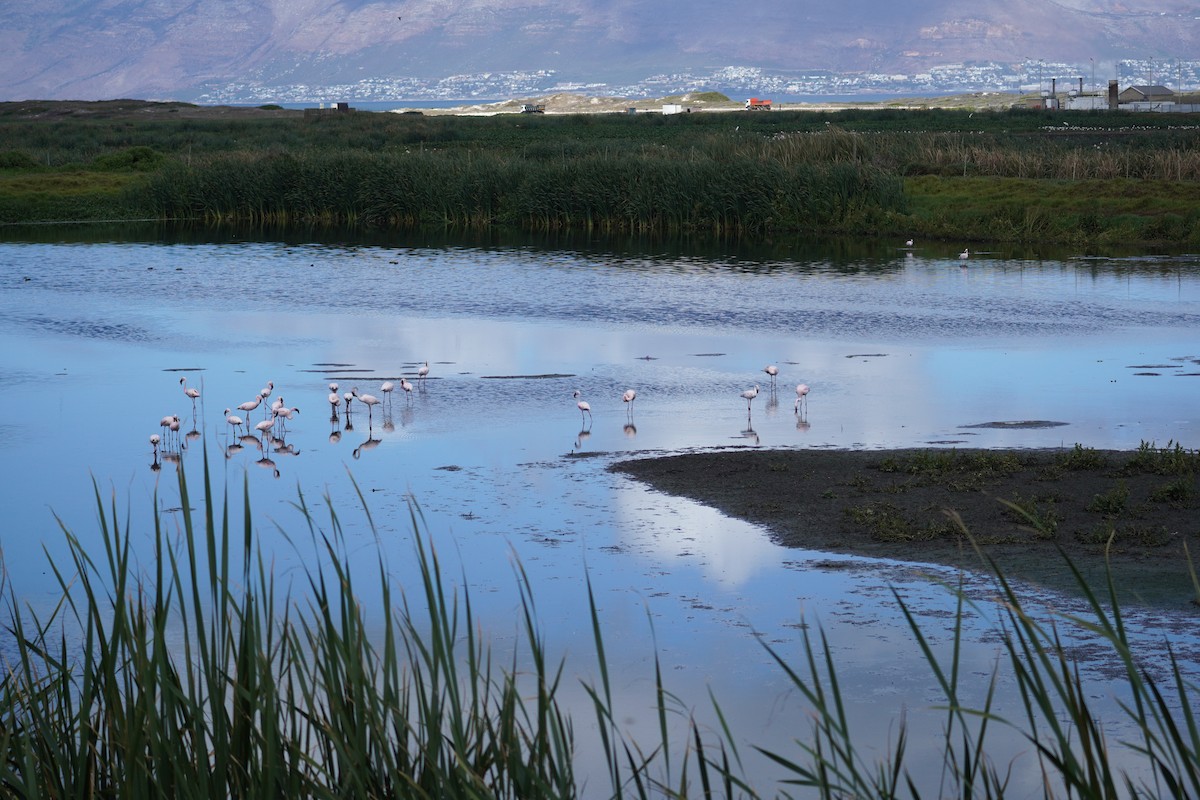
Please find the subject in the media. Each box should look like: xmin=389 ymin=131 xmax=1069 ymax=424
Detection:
xmin=179 ymin=377 xmax=200 ymax=411
xmin=959 ymin=248 xmax=970 ymax=260
xmin=622 ymin=388 xmax=637 ymax=414
xmin=417 ymin=361 xmax=430 ymax=384
xmin=740 ymin=385 xmax=760 ymax=412
xmin=328 ymin=391 xmax=341 ymax=418
xmin=273 ymin=405 xmax=300 ymax=433
xmin=381 ymin=381 xmax=394 ymax=404
xmin=400 ymin=377 xmax=414 ymax=401
xmin=223 ymin=408 xmax=244 ymax=435
xmin=763 ymin=364 xmax=779 ymax=387
xmin=905 ymin=238 xmax=914 ymax=247
xmin=573 ymin=390 xmax=592 ymax=422
xmin=352 ymin=387 xmax=381 ymax=425
xmin=794 ymin=383 xmax=810 ymax=415
xmin=237 ymin=395 xmax=262 ymax=417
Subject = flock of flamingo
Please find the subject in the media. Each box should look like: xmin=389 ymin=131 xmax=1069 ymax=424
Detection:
xmin=149 ymin=363 xmax=434 ymax=469
xmin=149 ymin=358 xmax=811 ymax=469
xmin=571 ymin=364 xmax=810 ymax=426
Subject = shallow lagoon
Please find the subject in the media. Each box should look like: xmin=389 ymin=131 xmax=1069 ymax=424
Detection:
xmin=1 ymin=229 xmax=1198 ymax=791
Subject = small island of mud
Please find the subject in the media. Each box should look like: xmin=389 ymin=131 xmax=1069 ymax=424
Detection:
xmin=611 ymin=445 xmax=1200 ymax=609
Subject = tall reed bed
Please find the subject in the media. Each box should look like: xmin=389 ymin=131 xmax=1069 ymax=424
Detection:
xmin=0 ymin=450 xmax=1197 ymax=797
xmin=139 ymin=148 xmax=906 ymax=234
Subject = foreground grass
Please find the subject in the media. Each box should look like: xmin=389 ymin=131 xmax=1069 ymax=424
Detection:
xmin=0 ymin=449 xmax=1197 ymax=797
xmin=2 ymin=102 xmax=1200 ymax=245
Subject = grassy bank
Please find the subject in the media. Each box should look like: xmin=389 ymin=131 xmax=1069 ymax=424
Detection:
xmin=2 ymin=101 xmax=1200 ymax=245
xmin=0 ymin=450 xmax=1197 ymax=797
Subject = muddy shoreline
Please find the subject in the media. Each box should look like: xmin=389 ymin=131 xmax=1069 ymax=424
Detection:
xmin=611 ymin=447 xmax=1200 ymax=610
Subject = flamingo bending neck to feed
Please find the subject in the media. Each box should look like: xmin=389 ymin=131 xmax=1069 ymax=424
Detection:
xmin=794 ymin=383 xmax=810 ymax=415
xmin=622 ymin=388 xmax=637 ymax=414
xmin=763 ymin=364 xmax=778 ymax=387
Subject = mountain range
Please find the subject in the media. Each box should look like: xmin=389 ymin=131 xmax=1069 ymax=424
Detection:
xmin=2 ymin=0 xmax=1198 ymax=101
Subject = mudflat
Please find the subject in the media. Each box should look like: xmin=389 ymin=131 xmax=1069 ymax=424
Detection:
xmin=611 ymin=445 xmax=1200 ymax=609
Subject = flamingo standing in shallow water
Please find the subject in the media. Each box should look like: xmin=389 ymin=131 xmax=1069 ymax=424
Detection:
xmin=381 ymin=381 xmax=394 ymax=405
xmin=622 ymin=388 xmax=637 ymax=415
xmin=741 ymin=385 xmax=760 ymax=413
xmin=273 ymin=405 xmax=300 ymax=433
xmin=328 ymin=391 xmax=341 ymax=419
xmin=237 ymin=395 xmax=262 ymax=418
xmin=417 ymin=361 xmax=429 ymax=385
xmin=223 ymin=409 xmax=244 ymax=436
xmin=763 ymin=364 xmax=779 ymax=387
xmin=352 ymin=387 xmax=381 ymax=426
xmin=794 ymin=383 xmax=810 ymax=415
xmin=400 ymin=377 xmax=414 ymax=402
xmin=573 ymin=390 xmax=592 ymax=423
xmin=179 ymin=377 xmax=200 ymax=413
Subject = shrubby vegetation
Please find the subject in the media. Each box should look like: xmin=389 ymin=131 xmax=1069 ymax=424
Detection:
xmin=2 ymin=103 xmax=1200 ymax=244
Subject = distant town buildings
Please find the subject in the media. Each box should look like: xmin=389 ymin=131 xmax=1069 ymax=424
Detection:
xmin=189 ymin=59 xmax=1200 ymax=110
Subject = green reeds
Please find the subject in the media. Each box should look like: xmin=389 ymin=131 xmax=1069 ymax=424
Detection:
xmin=0 ymin=449 xmax=1196 ymax=797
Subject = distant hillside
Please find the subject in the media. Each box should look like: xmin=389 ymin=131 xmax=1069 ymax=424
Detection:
xmin=1 ymin=0 xmax=1197 ymax=100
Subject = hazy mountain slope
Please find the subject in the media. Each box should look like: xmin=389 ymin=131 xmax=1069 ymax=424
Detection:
xmin=1 ymin=0 xmax=1196 ymax=100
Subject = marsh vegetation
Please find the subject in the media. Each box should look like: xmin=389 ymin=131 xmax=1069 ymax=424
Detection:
xmin=3 ymin=101 xmax=1200 ymax=245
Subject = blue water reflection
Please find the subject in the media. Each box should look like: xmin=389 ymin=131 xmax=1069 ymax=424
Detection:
xmin=1 ymin=232 xmax=1198 ymax=792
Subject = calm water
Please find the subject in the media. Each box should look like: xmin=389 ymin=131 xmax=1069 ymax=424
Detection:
xmin=1 ymin=229 xmax=1198 ymax=792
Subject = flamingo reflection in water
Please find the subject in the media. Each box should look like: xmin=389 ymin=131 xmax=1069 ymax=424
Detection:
xmin=353 ymin=434 xmax=382 ymax=459
xmin=256 ymin=454 xmax=280 ymax=478
xmin=740 ymin=425 xmax=760 ymax=446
